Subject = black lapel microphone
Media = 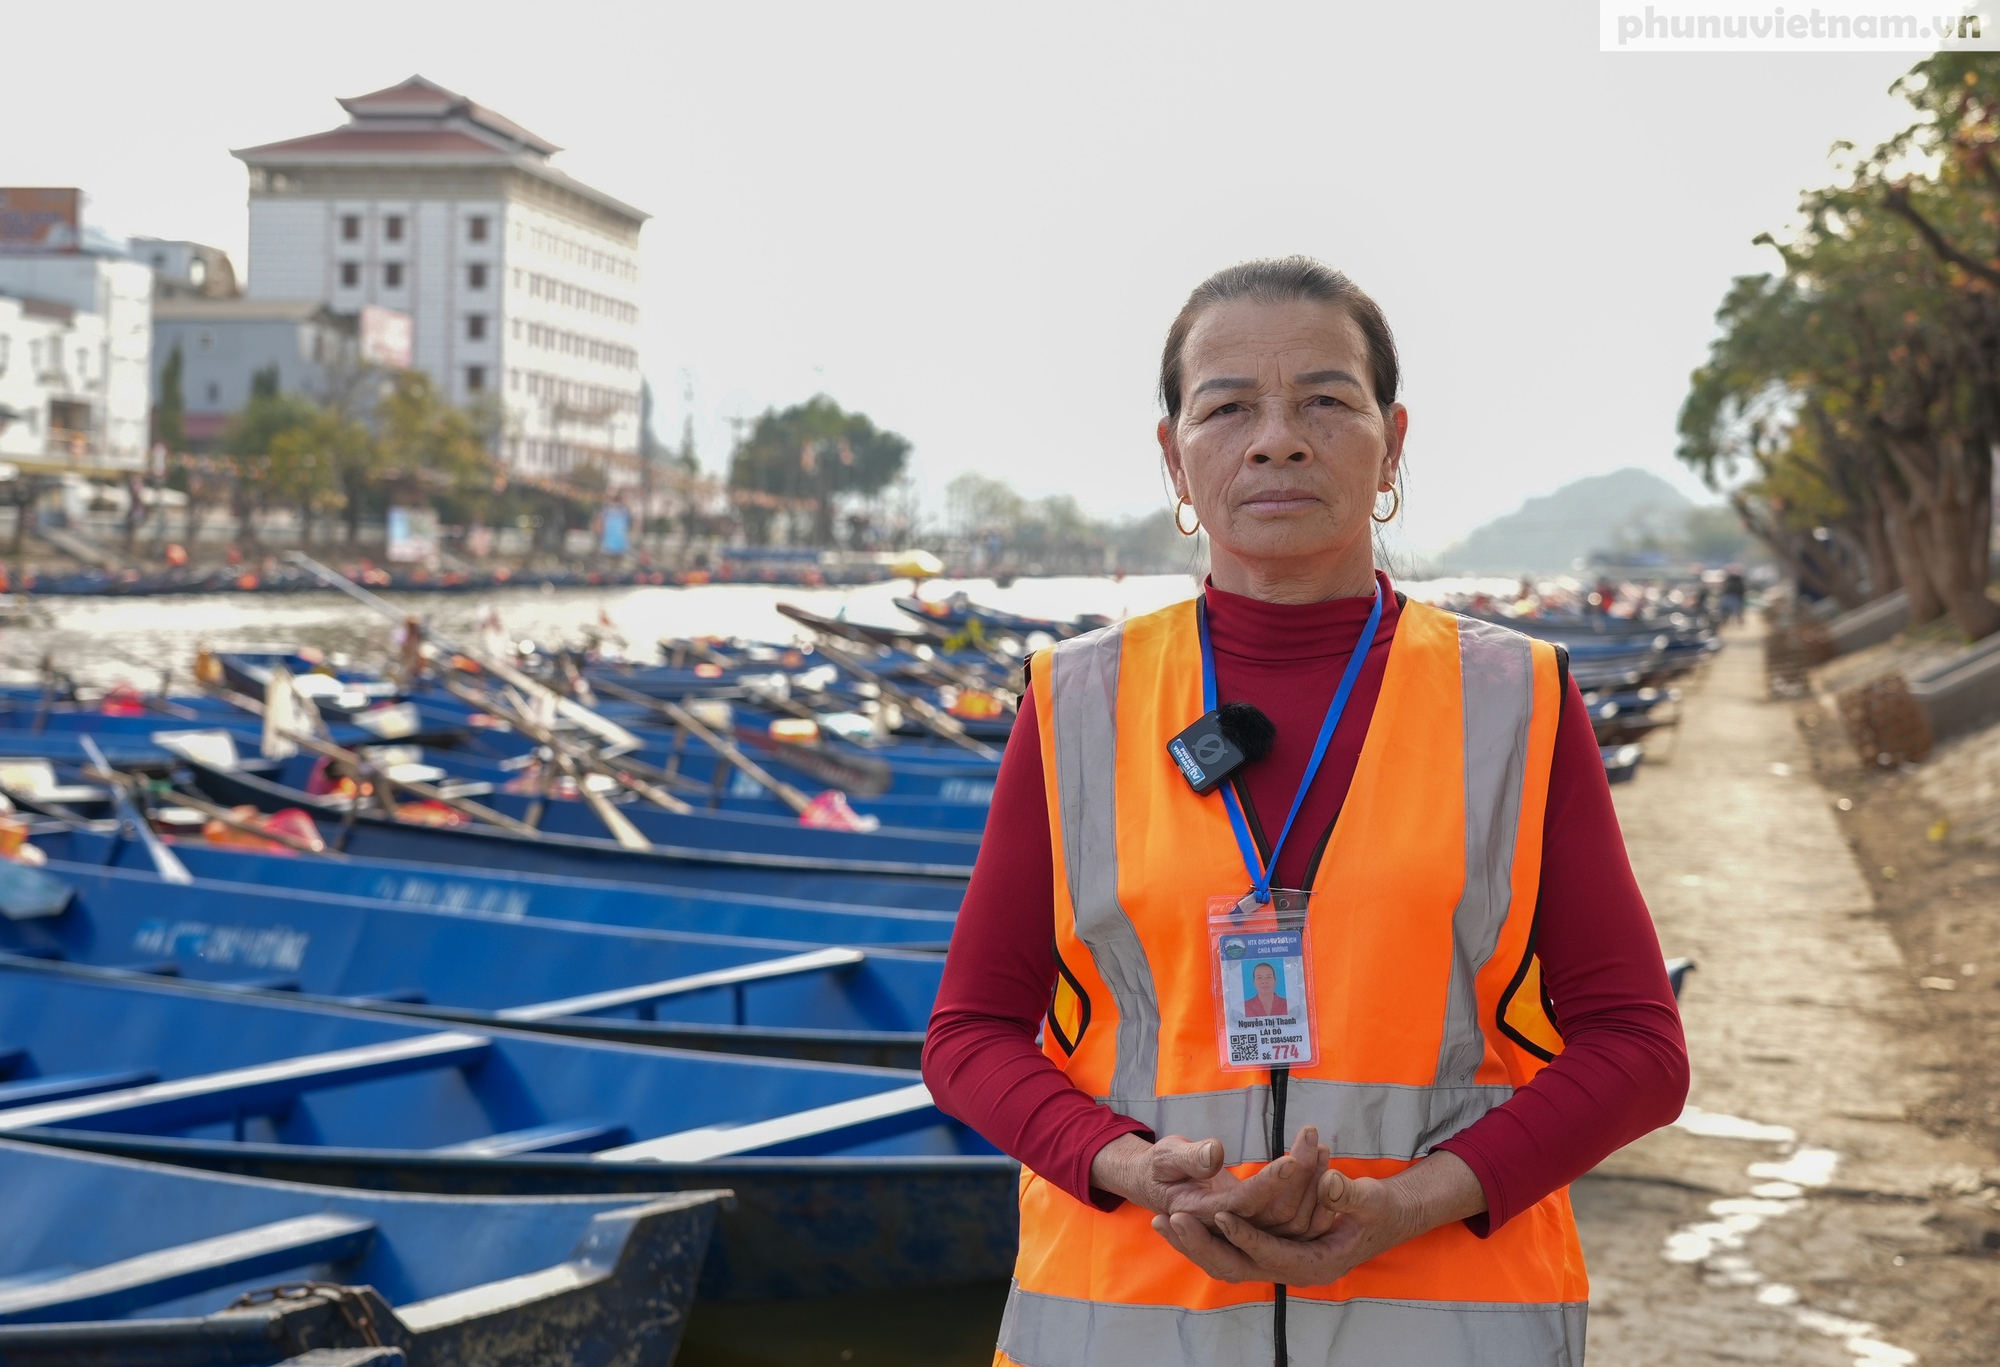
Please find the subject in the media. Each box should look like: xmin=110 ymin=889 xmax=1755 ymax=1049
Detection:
xmin=1167 ymin=701 xmax=1277 ymax=794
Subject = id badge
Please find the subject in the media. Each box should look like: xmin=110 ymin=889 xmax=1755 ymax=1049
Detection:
xmin=1208 ymin=889 xmax=1316 ymax=1071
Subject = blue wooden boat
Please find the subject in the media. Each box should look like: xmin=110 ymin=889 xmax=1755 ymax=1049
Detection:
xmin=0 ymin=965 xmax=1015 ymax=1301
xmin=409 ymin=690 xmax=1005 ymax=801
xmin=1602 ymin=743 xmax=1645 ymax=785
xmin=36 ymin=826 xmax=960 ymax=950
xmin=208 ymin=751 xmax=984 ymax=872
xmin=0 ymin=860 xmax=938 ymax=1067
xmin=174 ymin=761 xmax=971 ymax=913
xmin=892 ymin=594 xmax=1109 ymax=640
xmin=0 ymin=1138 xmax=723 ymax=1366
xmin=0 ymin=704 xmax=465 ymax=753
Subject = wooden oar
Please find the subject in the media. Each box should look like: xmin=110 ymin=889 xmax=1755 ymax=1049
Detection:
xmin=195 ymin=680 xmax=540 ymax=837
xmin=78 ymin=736 xmax=193 ymax=885
xmin=590 ymin=677 xmax=897 ymax=804
xmin=809 ymin=636 xmax=1001 ymax=759
xmin=641 ymin=692 xmax=812 ymax=815
xmin=285 ymin=551 xmax=641 ymax=754
xmin=437 ymin=675 xmax=693 ymax=819
xmin=436 ymin=676 xmax=675 ymax=846
xmin=157 ymin=786 xmax=342 ymax=857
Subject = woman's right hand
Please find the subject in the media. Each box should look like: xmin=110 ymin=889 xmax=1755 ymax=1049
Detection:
xmin=1089 ymin=1126 xmax=1330 ymax=1235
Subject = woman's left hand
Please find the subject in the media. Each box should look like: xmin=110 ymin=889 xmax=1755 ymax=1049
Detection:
xmin=1150 ymin=1150 xmax=1486 ymax=1286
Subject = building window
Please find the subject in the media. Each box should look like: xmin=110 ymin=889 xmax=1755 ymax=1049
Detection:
xmin=339 ymin=262 xmax=360 ymax=287
xmin=467 ymin=263 xmax=488 ymax=289
xmin=383 ymin=262 xmax=404 ymax=288
xmin=466 ymin=365 xmax=486 ymax=391
xmin=385 ymin=215 xmax=404 ymax=241
xmin=206 ymin=382 xmax=220 ymax=404
xmin=341 ymin=215 xmax=361 ymax=241
xmin=469 ymin=216 xmax=490 ymax=242
xmin=466 ymin=314 xmax=487 ymax=341
xmin=196 ymin=330 xmax=215 ymax=353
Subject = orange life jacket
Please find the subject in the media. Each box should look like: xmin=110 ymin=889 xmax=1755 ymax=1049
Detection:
xmin=998 ymin=596 xmax=1585 ymax=1367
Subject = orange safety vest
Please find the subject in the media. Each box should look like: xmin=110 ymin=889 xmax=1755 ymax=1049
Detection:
xmin=998 ymin=596 xmax=1587 ymax=1367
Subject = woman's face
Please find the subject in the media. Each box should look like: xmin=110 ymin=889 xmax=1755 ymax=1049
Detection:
xmin=1254 ymin=964 xmax=1277 ymax=994
xmin=1161 ymin=298 xmax=1405 ymax=578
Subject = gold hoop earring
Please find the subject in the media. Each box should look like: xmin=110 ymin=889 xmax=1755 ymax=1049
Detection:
xmin=1174 ymin=497 xmax=1202 ymax=537
xmin=1371 ymin=487 xmax=1401 ymax=524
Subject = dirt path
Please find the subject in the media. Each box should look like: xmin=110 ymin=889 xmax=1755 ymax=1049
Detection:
xmin=1578 ymin=618 xmax=2000 ymax=1365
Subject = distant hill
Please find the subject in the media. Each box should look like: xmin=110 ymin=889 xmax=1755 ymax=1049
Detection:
xmin=1436 ymin=468 xmax=1695 ymax=575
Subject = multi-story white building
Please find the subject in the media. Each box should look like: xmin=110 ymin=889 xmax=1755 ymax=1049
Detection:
xmin=234 ymin=76 xmax=649 ymax=485
xmin=0 ymin=252 xmax=153 ymax=473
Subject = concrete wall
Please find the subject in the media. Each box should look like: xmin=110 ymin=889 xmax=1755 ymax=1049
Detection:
xmin=152 ymin=314 xmax=348 ymax=419
xmin=0 ymin=256 xmax=151 ymax=470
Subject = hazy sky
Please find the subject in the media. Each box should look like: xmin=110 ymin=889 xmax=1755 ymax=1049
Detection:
xmin=0 ymin=2 xmax=1922 ymax=554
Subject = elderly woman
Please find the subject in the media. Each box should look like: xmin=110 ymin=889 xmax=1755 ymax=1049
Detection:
xmin=923 ymin=257 xmax=1689 ymax=1367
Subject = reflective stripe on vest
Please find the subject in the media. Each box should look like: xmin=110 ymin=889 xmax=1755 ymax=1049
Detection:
xmin=999 ymin=1284 xmax=1587 ymax=1367
xmin=1012 ymin=597 xmax=1586 ymax=1367
xmin=1044 ymin=606 xmax=1543 ymax=1164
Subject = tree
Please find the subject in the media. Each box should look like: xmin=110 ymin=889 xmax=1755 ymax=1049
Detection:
xmin=155 ymin=344 xmax=185 ymax=453
xmin=268 ymin=408 xmax=371 ymax=550
xmin=373 ymin=370 xmax=494 ymax=522
xmin=946 ymin=472 xmax=1025 ymax=536
xmin=728 ymin=394 xmax=911 ymax=545
xmin=1680 ymin=52 xmax=2000 ymax=638
xmin=222 ymin=377 xmax=320 ymax=549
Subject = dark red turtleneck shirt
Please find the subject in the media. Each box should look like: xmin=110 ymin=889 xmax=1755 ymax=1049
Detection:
xmin=921 ymin=573 xmax=1689 ymax=1235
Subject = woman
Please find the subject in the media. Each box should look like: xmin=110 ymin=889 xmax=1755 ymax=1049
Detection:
xmin=923 ymin=257 xmax=1689 ymax=1367
xmin=1243 ymin=962 xmax=1288 ymax=1019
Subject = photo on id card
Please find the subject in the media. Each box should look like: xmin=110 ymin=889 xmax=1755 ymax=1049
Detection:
xmin=1213 ymin=923 xmax=1314 ymax=1070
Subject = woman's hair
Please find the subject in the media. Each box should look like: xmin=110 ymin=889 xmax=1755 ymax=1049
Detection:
xmin=1159 ymin=256 xmax=1400 ymax=420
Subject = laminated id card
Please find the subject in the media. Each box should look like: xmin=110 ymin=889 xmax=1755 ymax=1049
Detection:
xmin=1208 ymin=891 xmax=1316 ymax=1071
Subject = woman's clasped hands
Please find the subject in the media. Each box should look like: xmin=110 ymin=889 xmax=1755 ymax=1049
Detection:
xmin=1089 ymin=1126 xmax=1482 ymax=1288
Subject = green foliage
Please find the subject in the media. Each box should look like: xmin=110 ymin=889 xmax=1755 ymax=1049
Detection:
xmin=223 ymin=389 xmax=321 ymax=465
xmin=268 ymin=408 xmax=371 ymax=519
xmin=155 ymin=344 xmax=184 ymax=452
xmin=728 ymin=394 xmax=911 ymax=544
xmin=945 ymin=472 xmax=1024 ymax=532
xmin=1677 ymin=52 xmax=2000 ymax=630
xmin=375 ymin=370 xmax=493 ymax=493
xmin=250 ymin=364 xmax=281 ymax=400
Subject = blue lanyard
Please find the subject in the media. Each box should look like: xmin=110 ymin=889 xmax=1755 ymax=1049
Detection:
xmin=1197 ymin=578 xmax=1385 ymax=905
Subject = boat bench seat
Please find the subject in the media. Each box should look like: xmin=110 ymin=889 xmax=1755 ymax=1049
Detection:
xmin=432 ymin=1119 xmax=630 ymax=1157
xmin=0 ymin=1213 xmax=376 ymax=1325
xmin=497 ymin=947 xmax=865 ymax=1023
xmin=601 ymin=1082 xmax=936 ymax=1162
xmin=0 ymin=1033 xmax=490 ymax=1136
xmin=0 ymin=1070 xmax=158 ymax=1109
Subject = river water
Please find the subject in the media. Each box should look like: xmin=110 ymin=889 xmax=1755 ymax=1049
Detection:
xmin=1 ymin=571 xmax=1521 ymax=689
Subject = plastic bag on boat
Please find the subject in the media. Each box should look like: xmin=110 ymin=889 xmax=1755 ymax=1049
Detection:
xmin=202 ymin=805 xmax=291 ymax=853
xmin=798 ymin=789 xmax=881 ymax=833
xmin=0 ymin=815 xmax=49 ymax=870
xmin=263 ymin=807 xmax=326 ymax=852
xmin=396 ymin=800 xmax=468 ymax=827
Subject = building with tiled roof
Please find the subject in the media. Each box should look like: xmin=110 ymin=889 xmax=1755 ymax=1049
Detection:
xmin=234 ymin=76 xmax=649 ymax=484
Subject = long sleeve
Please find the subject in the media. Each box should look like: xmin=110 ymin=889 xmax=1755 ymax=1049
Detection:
xmin=1432 ymin=677 xmax=1690 ymax=1234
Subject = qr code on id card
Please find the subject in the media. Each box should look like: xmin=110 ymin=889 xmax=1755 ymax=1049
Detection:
xmin=1229 ymin=1033 xmax=1260 ymax=1064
